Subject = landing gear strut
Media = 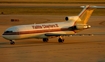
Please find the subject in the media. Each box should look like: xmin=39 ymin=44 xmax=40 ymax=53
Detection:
xmin=58 ymin=36 xmax=64 ymax=43
xmin=43 ymin=38 xmax=48 ymax=42
xmin=10 ymin=40 xmax=15 ymax=45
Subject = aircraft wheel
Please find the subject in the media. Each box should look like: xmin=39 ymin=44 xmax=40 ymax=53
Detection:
xmin=58 ymin=38 xmax=64 ymax=43
xmin=10 ymin=40 xmax=15 ymax=45
xmin=43 ymin=38 xmax=48 ymax=42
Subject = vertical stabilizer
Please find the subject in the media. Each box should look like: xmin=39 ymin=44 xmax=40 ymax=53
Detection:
xmin=78 ymin=5 xmax=95 ymax=24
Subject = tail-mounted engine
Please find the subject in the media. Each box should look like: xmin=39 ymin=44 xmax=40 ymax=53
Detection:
xmin=65 ymin=16 xmax=81 ymax=21
xmin=68 ymin=24 xmax=91 ymax=31
xmin=75 ymin=24 xmax=91 ymax=30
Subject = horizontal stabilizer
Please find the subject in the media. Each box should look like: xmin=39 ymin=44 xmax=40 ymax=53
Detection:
xmin=80 ymin=6 xmax=105 ymax=8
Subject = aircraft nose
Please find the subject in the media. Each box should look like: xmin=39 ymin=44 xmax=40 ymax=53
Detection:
xmin=2 ymin=31 xmax=13 ymax=40
xmin=2 ymin=33 xmax=8 ymax=39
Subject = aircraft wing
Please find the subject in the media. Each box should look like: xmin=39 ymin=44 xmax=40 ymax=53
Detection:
xmin=45 ymin=33 xmax=92 ymax=36
xmin=45 ymin=33 xmax=105 ymax=37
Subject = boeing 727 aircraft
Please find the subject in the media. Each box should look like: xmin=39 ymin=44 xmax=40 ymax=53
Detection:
xmin=2 ymin=5 xmax=96 ymax=45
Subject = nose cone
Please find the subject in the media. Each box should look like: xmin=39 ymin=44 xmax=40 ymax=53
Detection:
xmin=2 ymin=33 xmax=10 ymax=40
xmin=2 ymin=28 xmax=15 ymax=40
xmin=2 ymin=32 xmax=18 ymax=40
xmin=2 ymin=33 xmax=5 ymax=38
xmin=2 ymin=26 xmax=20 ymax=40
xmin=2 ymin=34 xmax=5 ymax=38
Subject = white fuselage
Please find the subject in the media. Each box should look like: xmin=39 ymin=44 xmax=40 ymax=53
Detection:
xmin=2 ymin=21 xmax=76 ymax=40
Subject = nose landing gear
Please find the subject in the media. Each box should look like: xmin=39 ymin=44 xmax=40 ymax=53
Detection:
xmin=10 ymin=40 xmax=15 ymax=45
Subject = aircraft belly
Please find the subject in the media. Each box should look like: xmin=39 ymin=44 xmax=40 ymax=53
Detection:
xmin=64 ymin=31 xmax=75 ymax=34
xmin=18 ymin=31 xmax=75 ymax=39
xmin=48 ymin=31 xmax=75 ymax=34
xmin=19 ymin=33 xmax=47 ymax=39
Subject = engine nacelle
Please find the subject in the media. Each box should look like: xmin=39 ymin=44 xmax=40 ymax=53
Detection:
xmin=76 ymin=24 xmax=91 ymax=30
xmin=65 ymin=16 xmax=81 ymax=21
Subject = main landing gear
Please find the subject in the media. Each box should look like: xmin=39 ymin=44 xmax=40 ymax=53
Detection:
xmin=10 ymin=40 xmax=15 ymax=45
xmin=58 ymin=36 xmax=64 ymax=43
xmin=42 ymin=36 xmax=64 ymax=43
xmin=43 ymin=38 xmax=49 ymax=42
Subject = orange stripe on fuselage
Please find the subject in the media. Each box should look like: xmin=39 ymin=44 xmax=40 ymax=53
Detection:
xmin=3 ymin=28 xmax=74 ymax=35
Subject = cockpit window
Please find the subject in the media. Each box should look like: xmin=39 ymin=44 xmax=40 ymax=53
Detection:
xmin=4 ymin=31 xmax=13 ymax=33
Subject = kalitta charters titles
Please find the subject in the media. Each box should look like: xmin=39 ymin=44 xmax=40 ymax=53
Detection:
xmin=32 ymin=24 xmax=59 ymax=29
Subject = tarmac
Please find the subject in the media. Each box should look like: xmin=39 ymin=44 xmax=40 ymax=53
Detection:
xmin=0 ymin=15 xmax=105 ymax=62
